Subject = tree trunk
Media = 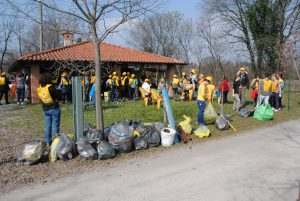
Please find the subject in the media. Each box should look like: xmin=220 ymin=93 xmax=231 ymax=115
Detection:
xmin=90 ymin=21 xmax=104 ymax=131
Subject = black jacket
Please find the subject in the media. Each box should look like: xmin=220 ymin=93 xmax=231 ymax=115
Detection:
xmin=233 ymin=80 xmax=240 ymax=94
xmin=41 ymin=85 xmax=60 ymax=111
xmin=240 ymin=74 xmax=249 ymax=88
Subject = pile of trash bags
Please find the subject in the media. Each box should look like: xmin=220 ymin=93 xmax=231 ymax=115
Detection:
xmin=76 ymin=120 xmax=167 ymax=160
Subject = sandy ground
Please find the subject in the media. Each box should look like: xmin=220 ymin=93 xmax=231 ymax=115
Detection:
xmin=1 ymin=119 xmax=300 ymax=201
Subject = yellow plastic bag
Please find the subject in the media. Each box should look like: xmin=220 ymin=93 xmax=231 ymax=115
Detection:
xmin=178 ymin=115 xmax=192 ymax=134
xmin=204 ymin=102 xmax=217 ymax=124
xmin=193 ymin=126 xmax=210 ymax=138
xmin=49 ymin=136 xmax=60 ymax=162
xmin=133 ymin=130 xmax=140 ymax=138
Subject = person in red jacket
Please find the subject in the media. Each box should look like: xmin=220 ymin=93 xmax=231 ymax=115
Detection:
xmin=219 ymin=76 xmax=230 ymax=104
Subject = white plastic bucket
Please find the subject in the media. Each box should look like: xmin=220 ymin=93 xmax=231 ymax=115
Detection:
xmin=161 ymin=128 xmax=176 ymax=146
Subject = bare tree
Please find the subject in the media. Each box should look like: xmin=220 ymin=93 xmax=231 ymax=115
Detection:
xmin=196 ymin=16 xmax=225 ymax=78
xmin=0 ymin=15 xmax=16 ymax=72
xmin=6 ymin=0 xmax=161 ymax=131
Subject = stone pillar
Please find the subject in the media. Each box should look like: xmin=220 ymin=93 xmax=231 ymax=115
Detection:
xmin=30 ymin=64 xmax=41 ymax=103
xmin=166 ymin=65 xmax=176 ymax=85
xmin=115 ymin=65 xmax=121 ymax=77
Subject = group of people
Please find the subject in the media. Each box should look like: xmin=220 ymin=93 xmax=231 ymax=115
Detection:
xmin=196 ymin=67 xmax=285 ymax=126
xmin=0 ymin=72 xmax=30 ymax=105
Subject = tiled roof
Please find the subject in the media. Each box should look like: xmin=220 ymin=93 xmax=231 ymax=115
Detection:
xmin=18 ymin=41 xmax=185 ymax=65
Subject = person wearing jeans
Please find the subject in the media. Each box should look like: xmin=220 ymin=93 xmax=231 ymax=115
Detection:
xmin=37 ymin=73 xmax=61 ymax=146
xmin=16 ymin=73 xmax=26 ymax=105
xmin=197 ymin=79 xmax=208 ymax=125
xmin=232 ymin=75 xmax=241 ymax=112
xmin=257 ymin=73 xmax=272 ymax=107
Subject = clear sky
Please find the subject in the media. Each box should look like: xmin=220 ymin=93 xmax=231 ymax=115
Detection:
xmin=162 ymin=0 xmax=201 ymax=19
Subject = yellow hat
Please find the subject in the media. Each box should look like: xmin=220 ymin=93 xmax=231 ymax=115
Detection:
xmin=131 ymin=74 xmax=135 ymax=78
xmin=205 ymin=76 xmax=213 ymax=83
xmin=240 ymin=67 xmax=246 ymax=71
xmin=173 ymin=75 xmax=177 ymax=78
xmin=122 ymin=72 xmax=126 ymax=76
xmin=109 ymin=75 xmax=112 ymax=78
xmin=113 ymin=72 xmax=117 ymax=76
xmin=1 ymin=72 xmax=6 ymax=76
xmin=145 ymin=79 xmax=149 ymax=82
xmin=182 ymin=72 xmax=186 ymax=76
xmin=61 ymin=71 xmax=68 ymax=76
xmin=199 ymin=74 xmax=204 ymax=78
xmin=191 ymin=69 xmax=196 ymax=74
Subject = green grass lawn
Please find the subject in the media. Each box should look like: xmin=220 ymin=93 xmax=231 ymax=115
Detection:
xmin=2 ymin=90 xmax=300 ymax=141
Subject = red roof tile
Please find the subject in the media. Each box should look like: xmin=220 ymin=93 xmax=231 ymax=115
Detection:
xmin=18 ymin=41 xmax=185 ymax=65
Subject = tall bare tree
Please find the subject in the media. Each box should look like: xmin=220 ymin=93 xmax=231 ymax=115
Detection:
xmin=6 ymin=0 xmax=161 ymax=131
xmin=0 ymin=15 xmax=16 ymax=72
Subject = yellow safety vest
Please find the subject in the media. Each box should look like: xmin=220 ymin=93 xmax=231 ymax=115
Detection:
xmin=197 ymin=84 xmax=206 ymax=101
xmin=263 ymin=80 xmax=272 ymax=92
xmin=172 ymin=78 xmax=179 ymax=85
xmin=90 ymin=76 xmax=96 ymax=84
xmin=0 ymin=77 xmax=5 ymax=85
xmin=61 ymin=77 xmax=69 ymax=85
xmin=271 ymin=80 xmax=278 ymax=93
xmin=37 ymin=84 xmax=54 ymax=104
xmin=129 ymin=78 xmax=136 ymax=87
xmin=206 ymin=84 xmax=215 ymax=101
xmin=121 ymin=76 xmax=127 ymax=86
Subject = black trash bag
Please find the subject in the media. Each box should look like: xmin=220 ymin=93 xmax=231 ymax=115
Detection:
xmin=239 ymin=108 xmax=251 ymax=118
xmin=215 ymin=116 xmax=230 ymax=130
xmin=18 ymin=140 xmax=46 ymax=165
xmin=108 ymin=122 xmax=133 ymax=153
xmin=128 ymin=120 xmax=142 ymax=130
xmin=103 ymin=125 xmax=113 ymax=141
xmin=76 ymin=138 xmax=97 ymax=160
xmin=83 ymin=124 xmax=93 ymax=136
xmin=85 ymin=129 xmax=103 ymax=143
xmin=140 ymin=125 xmax=161 ymax=147
xmin=97 ymin=141 xmax=116 ymax=160
xmin=56 ymin=133 xmax=75 ymax=160
xmin=153 ymin=122 xmax=167 ymax=133
xmin=133 ymin=137 xmax=148 ymax=151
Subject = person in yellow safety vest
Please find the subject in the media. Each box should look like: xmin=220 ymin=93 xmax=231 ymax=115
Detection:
xmin=120 ymin=72 xmax=127 ymax=99
xmin=111 ymin=76 xmax=119 ymax=102
xmin=205 ymin=76 xmax=215 ymax=102
xmin=189 ymin=69 xmax=197 ymax=89
xmin=129 ymin=74 xmax=136 ymax=99
xmin=197 ymin=77 xmax=209 ymax=125
xmin=180 ymin=72 xmax=188 ymax=99
xmin=37 ymin=73 xmax=61 ymax=147
xmin=60 ymin=71 xmax=70 ymax=103
xmin=270 ymin=74 xmax=281 ymax=112
xmin=257 ymin=73 xmax=272 ymax=107
xmin=0 ymin=72 xmax=10 ymax=105
xmin=90 ymin=71 xmax=96 ymax=84
xmin=172 ymin=74 xmax=180 ymax=100
xmin=184 ymin=80 xmax=194 ymax=101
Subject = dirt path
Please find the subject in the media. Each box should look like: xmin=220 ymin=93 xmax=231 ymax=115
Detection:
xmin=1 ymin=119 xmax=300 ymax=201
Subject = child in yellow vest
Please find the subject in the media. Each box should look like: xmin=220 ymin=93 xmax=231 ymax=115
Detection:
xmin=257 ymin=73 xmax=272 ymax=107
xmin=172 ymin=75 xmax=179 ymax=100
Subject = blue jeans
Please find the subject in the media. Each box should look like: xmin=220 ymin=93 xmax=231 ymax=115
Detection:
xmin=43 ymin=108 xmax=61 ymax=145
xmin=17 ymin=87 xmax=25 ymax=102
xmin=197 ymin=100 xmax=206 ymax=125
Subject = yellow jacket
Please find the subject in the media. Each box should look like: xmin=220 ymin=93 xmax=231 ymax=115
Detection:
xmin=197 ymin=84 xmax=206 ymax=101
xmin=37 ymin=84 xmax=54 ymax=104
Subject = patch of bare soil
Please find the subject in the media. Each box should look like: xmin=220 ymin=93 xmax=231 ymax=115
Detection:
xmin=0 ymin=104 xmax=185 ymax=193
